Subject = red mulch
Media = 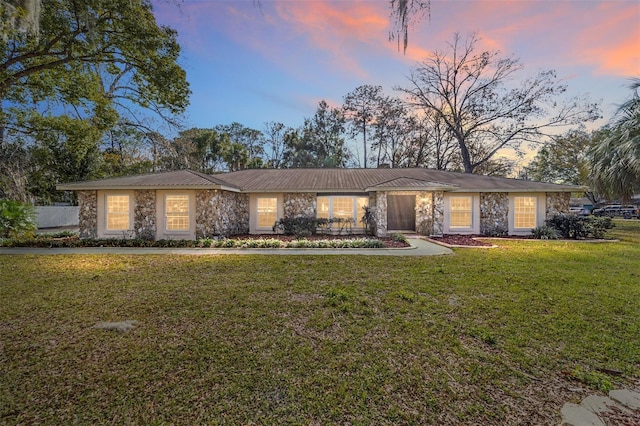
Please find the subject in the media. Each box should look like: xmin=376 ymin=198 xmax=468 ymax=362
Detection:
xmin=429 ymin=234 xmax=494 ymax=247
xmin=233 ymin=234 xmax=410 ymax=248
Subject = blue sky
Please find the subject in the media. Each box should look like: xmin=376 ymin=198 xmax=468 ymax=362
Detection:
xmin=152 ymin=0 xmax=639 ymax=163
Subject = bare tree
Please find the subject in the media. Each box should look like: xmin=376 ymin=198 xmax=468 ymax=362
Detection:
xmin=399 ymin=33 xmax=600 ymax=174
xmin=343 ymin=85 xmax=384 ymax=168
xmin=263 ymin=121 xmax=287 ymax=168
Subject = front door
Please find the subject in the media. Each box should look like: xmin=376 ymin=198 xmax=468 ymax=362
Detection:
xmin=387 ymin=194 xmax=415 ymax=231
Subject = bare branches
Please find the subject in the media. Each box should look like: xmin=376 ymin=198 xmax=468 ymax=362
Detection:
xmin=399 ymin=33 xmax=600 ymax=173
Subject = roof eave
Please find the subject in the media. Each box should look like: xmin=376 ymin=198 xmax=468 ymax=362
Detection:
xmin=56 ymin=184 xmax=234 ymax=191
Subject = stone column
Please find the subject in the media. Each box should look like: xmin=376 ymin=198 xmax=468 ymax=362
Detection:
xmin=134 ymin=190 xmax=156 ymax=240
xmin=432 ymin=191 xmax=444 ymax=236
xmin=480 ymin=193 xmax=509 ymax=236
xmin=283 ymin=193 xmax=316 ymax=218
xmin=375 ymin=191 xmax=387 ymax=237
xmin=546 ymin=192 xmax=570 ymax=219
xmin=77 ymin=190 xmax=97 ymax=238
xmin=415 ymin=191 xmax=433 ymax=236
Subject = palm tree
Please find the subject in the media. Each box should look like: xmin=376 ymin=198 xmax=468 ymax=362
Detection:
xmin=590 ymin=78 xmax=640 ymax=203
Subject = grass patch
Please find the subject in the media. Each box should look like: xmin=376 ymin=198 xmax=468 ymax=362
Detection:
xmin=0 ymin=221 xmax=639 ymax=424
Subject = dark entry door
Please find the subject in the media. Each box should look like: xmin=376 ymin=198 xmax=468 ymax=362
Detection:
xmin=387 ymin=195 xmax=415 ymax=231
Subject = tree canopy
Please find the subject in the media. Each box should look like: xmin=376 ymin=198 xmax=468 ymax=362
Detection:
xmin=0 ymin=0 xmax=190 ymax=202
xmin=590 ymin=78 xmax=640 ymax=203
xmin=400 ymin=33 xmax=600 ymax=174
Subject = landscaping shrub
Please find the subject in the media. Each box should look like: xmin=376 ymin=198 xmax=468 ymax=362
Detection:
xmin=360 ymin=205 xmax=376 ymax=235
xmin=390 ymin=232 xmax=408 ymax=243
xmin=545 ymin=214 xmax=614 ymax=239
xmin=531 ymin=225 xmax=559 ymax=240
xmin=0 ymin=200 xmax=37 ymax=238
xmin=273 ymin=216 xmax=318 ymax=238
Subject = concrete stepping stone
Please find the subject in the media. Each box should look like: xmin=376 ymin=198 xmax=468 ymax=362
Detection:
xmin=609 ymin=389 xmax=640 ymax=410
xmin=560 ymin=402 xmax=605 ymax=426
xmin=581 ymin=395 xmax=631 ymax=415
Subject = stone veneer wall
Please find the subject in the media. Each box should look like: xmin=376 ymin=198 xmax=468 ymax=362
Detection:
xmin=283 ymin=193 xmax=316 ymax=218
xmin=480 ymin=193 xmax=509 ymax=236
xmin=546 ymin=192 xmax=570 ymax=219
xmin=78 ymin=190 xmax=97 ymax=238
xmin=134 ymin=190 xmax=156 ymax=239
xmin=375 ymin=192 xmax=387 ymax=237
xmin=195 ymin=190 xmax=249 ymax=237
xmin=432 ymin=191 xmax=444 ymax=236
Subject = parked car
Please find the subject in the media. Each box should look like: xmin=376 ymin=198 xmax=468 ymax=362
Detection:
xmin=592 ymin=205 xmax=640 ymax=219
xmin=569 ymin=206 xmax=590 ymax=216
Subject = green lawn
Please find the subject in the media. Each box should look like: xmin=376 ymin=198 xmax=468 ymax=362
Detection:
xmin=1 ymin=220 xmax=639 ymax=424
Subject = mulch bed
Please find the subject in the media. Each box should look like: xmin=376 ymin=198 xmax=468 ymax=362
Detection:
xmin=428 ymin=234 xmax=495 ymax=247
xmin=234 ymin=234 xmax=410 ymax=248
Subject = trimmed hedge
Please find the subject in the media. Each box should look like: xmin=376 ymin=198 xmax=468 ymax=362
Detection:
xmin=544 ymin=214 xmax=614 ymax=239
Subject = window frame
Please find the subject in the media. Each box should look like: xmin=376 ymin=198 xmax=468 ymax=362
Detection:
xmin=513 ymin=195 xmax=537 ymax=230
xmin=104 ymin=193 xmax=132 ymax=234
xmin=449 ymin=196 xmax=473 ymax=229
xmin=316 ymin=195 xmax=369 ymax=229
xmin=256 ymin=196 xmax=278 ymax=229
xmin=164 ymin=194 xmax=191 ymax=232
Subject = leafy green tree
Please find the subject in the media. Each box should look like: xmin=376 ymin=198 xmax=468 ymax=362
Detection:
xmin=214 ymin=123 xmax=264 ymax=168
xmin=283 ymin=101 xmax=350 ymax=168
xmin=526 ymin=130 xmax=595 ymax=185
xmin=400 ymin=33 xmax=600 ymax=174
xmin=0 ymin=199 xmax=37 ymax=238
xmin=282 ymin=129 xmax=316 ymax=168
xmin=1 ymin=0 xmax=190 ymax=200
xmin=590 ymin=78 xmax=640 ymax=203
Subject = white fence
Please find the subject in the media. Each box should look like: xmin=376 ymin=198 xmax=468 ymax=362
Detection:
xmin=35 ymin=206 xmax=79 ymax=228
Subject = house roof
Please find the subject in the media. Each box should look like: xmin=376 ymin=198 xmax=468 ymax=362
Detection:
xmin=56 ymin=168 xmax=583 ymax=193
xmin=56 ymin=169 xmax=240 ymax=191
xmin=214 ymin=168 xmax=582 ymax=193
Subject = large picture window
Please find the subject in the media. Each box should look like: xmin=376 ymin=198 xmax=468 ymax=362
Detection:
xmin=449 ymin=196 xmax=472 ymax=228
xmin=257 ymin=197 xmax=278 ymax=228
xmin=514 ymin=196 xmax=536 ymax=229
xmin=316 ymin=195 xmax=368 ymax=227
xmin=106 ymin=195 xmax=130 ymax=231
xmin=165 ymin=195 xmax=190 ymax=231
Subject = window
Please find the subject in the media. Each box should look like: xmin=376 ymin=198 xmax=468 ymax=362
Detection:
xmin=165 ymin=195 xmax=190 ymax=231
xmin=332 ymin=197 xmax=354 ymax=220
xmin=450 ymin=196 xmax=472 ymax=228
xmin=257 ymin=197 xmax=277 ymax=228
xmin=316 ymin=196 xmax=368 ymax=228
xmin=317 ymin=196 xmax=330 ymax=220
xmin=514 ymin=196 xmax=536 ymax=228
xmin=106 ymin=195 xmax=130 ymax=231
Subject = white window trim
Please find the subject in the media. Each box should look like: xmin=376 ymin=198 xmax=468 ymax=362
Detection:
xmin=164 ymin=194 xmax=191 ymax=233
xmin=249 ymin=194 xmax=283 ymax=234
xmin=317 ymin=195 xmax=369 ymax=229
xmin=98 ymin=190 xmax=134 ymax=238
xmin=256 ymin=196 xmax=279 ymax=230
xmin=443 ymin=193 xmax=479 ymax=234
xmin=509 ymin=193 xmax=545 ymax=235
xmin=156 ymin=190 xmax=196 ymax=240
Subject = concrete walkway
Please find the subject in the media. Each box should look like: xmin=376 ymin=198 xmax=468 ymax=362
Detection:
xmin=561 ymin=389 xmax=640 ymax=425
xmin=0 ymin=237 xmax=453 ymax=256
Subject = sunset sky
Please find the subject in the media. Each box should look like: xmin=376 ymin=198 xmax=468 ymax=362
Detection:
xmin=152 ymin=0 xmax=639 ymax=163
